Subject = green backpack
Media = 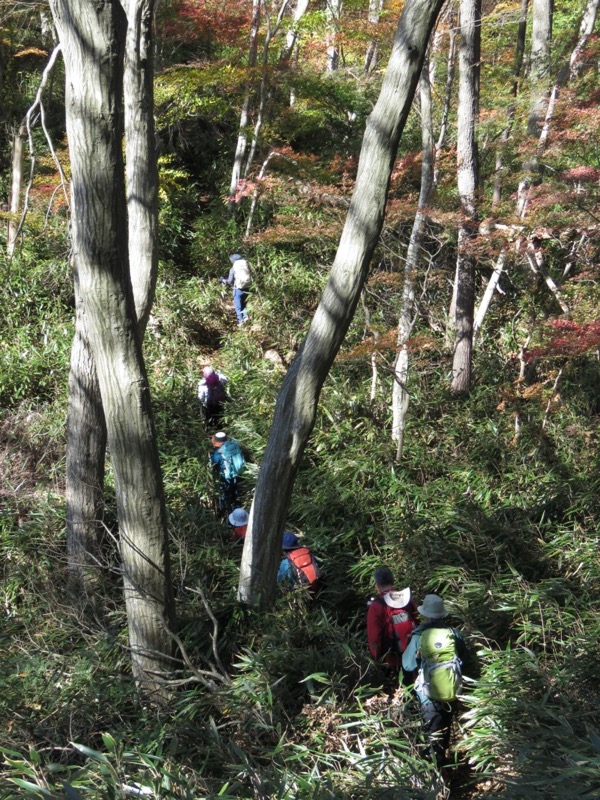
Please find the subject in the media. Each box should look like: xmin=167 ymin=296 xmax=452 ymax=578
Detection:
xmin=419 ymin=626 xmax=463 ymax=702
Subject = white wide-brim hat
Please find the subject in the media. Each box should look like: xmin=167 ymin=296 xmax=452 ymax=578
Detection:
xmin=229 ymin=508 xmax=249 ymax=526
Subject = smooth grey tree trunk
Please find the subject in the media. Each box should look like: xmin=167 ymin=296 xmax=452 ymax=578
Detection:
xmin=451 ymin=0 xmax=481 ymax=394
xmin=528 ymin=0 xmax=553 ymax=136
xmin=492 ymin=0 xmax=529 ymax=207
xmin=65 ymin=0 xmax=159 ymax=597
xmin=66 ymin=284 xmax=107 ymax=594
xmin=326 ymin=0 xmax=341 ymax=70
xmin=7 ymin=121 xmax=26 ymax=256
xmin=228 ymin=0 xmax=261 ymax=204
xmin=364 ymin=0 xmax=384 ymax=74
xmin=124 ymin=0 xmax=158 ymax=334
xmin=50 ymin=0 xmax=175 ymax=698
xmin=238 ymin=0 xmax=446 ymax=607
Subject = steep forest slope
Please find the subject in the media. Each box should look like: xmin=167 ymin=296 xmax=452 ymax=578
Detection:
xmin=1 ymin=0 xmax=599 ymax=798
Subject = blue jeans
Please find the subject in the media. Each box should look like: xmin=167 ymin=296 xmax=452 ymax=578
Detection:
xmin=233 ymin=288 xmax=248 ymax=324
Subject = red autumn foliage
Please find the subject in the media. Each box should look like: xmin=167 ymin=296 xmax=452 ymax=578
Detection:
xmin=525 ymin=319 xmax=600 ymax=361
xmin=162 ymin=0 xmax=250 ymax=49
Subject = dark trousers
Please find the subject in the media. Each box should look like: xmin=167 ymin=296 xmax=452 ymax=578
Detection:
xmin=417 ymin=694 xmax=455 ymax=766
xmin=217 ymin=476 xmax=242 ymax=514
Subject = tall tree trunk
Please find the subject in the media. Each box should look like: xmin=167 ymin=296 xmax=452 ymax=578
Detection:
xmin=7 ymin=121 xmax=26 ymax=256
xmin=228 ymin=0 xmax=261 ymax=205
xmin=238 ymin=0 xmax=446 ymax=607
xmin=124 ymin=0 xmax=158 ymax=335
xmin=326 ymin=0 xmax=341 ymax=71
xmin=528 ymin=0 xmax=553 ymax=137
xmin=492 ymin=0 xmax=528 ymax=207
xmin=451 ymin=0 xmax=480 ymax=394
xmin=50 ymin=0 xmax=175 ymax=698
xmin=66 ymin=285 xmax=107 ymax=595
xmin=65 ymin=0 xmax=159 ymax=598
xmin=518 ymin=0 xmax=598 ymax=218
xmin=280 ymin=0 xmax=310 ymax=63
xmin=364 ymin=0 xmax=384 ymax=74
xmin=244 ymin=0 xmax=290 ymax=177
xmin=392 ymin=60 xmax=435 ymax=458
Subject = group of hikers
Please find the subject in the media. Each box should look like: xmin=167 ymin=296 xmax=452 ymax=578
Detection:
xmin=198 ymin=257 xmax=470 ymax=770
xmin=367 ymin=567 xmax=469 ymax=768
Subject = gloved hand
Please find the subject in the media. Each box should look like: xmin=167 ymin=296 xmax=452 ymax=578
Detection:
xmin=219 ymin=277 xmax=227 ymax=285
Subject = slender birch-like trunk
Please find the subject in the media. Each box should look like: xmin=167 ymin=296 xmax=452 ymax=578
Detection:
xmin=451 ymin=0 xmax=480 ymax=394
xmin=228 ymin=0 xmax=261 ymax=204
xmin=527 ymin=0 xmax=553 ymax=137
xmin=7 ymin=121 xmax=26 ymax=256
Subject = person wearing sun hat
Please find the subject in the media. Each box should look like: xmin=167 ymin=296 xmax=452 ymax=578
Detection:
xmin=197 ymin=365 xmax=228 ymax=427
xmin=276 ymin=531 xmax=321 ymax=590
xmin=402 ymin=593 xmax=469 ymax=767
xmin=228 ymin=507 xmax=249 ymax=543
xmin=366 ymin=567 xmax=418 ymax=686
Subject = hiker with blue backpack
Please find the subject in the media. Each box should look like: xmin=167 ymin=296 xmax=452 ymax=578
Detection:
xmin=277 ymin=532 xmax=322 ymax=592
xmin=210 ymin=431 xmax=246 ymax=513
xmin=220 ymin=254 xmax=252 ymax=325
xmin=402 ymin=593 xmax=468 ymax=767
xmin=367 ymin=567 xmax=418 ymax=687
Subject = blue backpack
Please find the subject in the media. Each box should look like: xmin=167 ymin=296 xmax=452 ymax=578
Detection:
xmin=219 ymin=440 xmax=246 ymax=480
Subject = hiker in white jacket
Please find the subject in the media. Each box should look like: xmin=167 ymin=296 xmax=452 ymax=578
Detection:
xmin=220 ymin=253 xmax=251 ymax=325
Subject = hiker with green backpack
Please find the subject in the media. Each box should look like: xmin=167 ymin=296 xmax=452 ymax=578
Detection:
xmin=210 ymin=431 xmax=246 ymax=514
xmin=402 ymin=593 xmax=469 ymax=767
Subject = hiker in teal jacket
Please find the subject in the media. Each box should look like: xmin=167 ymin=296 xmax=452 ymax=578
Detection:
xmin=210 ymin=431 xmax=245 ymax=513
xmin=402 ymin=594 xmax=468 ymax=767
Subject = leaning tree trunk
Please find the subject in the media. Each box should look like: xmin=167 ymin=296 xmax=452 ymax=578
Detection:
xmin=50 ymin=0 xmax=175 ymax=698
xmin=238 ymin=0 xmax=446 ymax=607
xmin=451 ymin=0 xmax=481 ymax=394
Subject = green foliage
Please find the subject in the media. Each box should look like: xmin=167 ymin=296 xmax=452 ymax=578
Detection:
xmin=2 ymin=0 xmax=600 ymax=797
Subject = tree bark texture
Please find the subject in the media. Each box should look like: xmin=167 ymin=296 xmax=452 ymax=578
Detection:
xmin=7 ymin=121 xmax=26 ymax=256
xmin=528 ymin=0 xmax=553 ymax=136
xmin=238 ymin=0 xmax=446 ymax=607
xmin=124 ymin=0 xmax=158 ymax=335
xmin=66 ymin=284 xmax=107 ymax=594
xmin=50 ymin=0 xmax=175 ymax=697
xmin=451 ymin=0 xmax=481 ymax=394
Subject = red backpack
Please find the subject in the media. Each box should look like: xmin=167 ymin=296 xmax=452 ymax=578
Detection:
xmin=374 ymin=589 xmax=418 ymax=654
xmin=287 ymin=547 xmax=321 ymax=588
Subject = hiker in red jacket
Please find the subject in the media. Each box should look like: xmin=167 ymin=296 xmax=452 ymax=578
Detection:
xmin=367 ymin=566 xmax=418 ymax=685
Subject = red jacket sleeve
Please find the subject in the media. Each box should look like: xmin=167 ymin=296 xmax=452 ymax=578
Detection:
xmin=367 ymin=599 xmax=387 ymax=660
